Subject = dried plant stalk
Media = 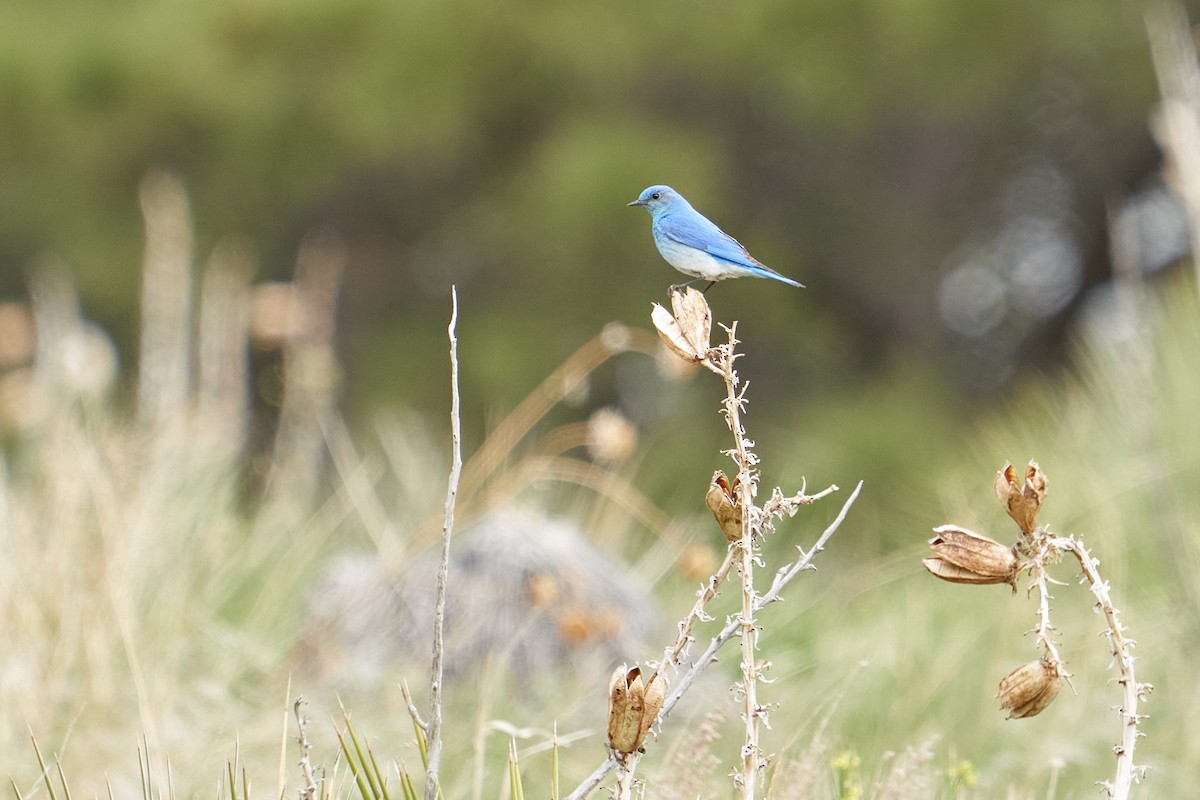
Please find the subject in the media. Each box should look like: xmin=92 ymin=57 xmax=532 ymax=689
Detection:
xmin=926 ymin=461 xmax=1150 ymax=797
xmin=294 ymin=699 xmax=319 ymax=800
xmin=565 ymin=290 xmax=859 ymax=800
xmin=710 ymin=320 xmax=767 ymax=797
xmin=1055 ymin=536 xmax=1150 ymax=799
xmin=424 ymin=287 xmax=463 ymax=800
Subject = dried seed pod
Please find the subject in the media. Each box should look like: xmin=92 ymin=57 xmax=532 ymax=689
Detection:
xmin=607 ymin=665 xmax=666 ymax=754
xmin=639 ymin=669 xmax=666 ymax=748
xmin=651 ymin=287 xmax=713 ymax=366
xmin=923 ymin=524 xmax=1019 ymax=589
xmin=705 ymin=471 xmax=743 ymax=543
xmin=651 ymin=302 xmax=701 ymax=364
xmin=998 ymin=657 xmax=1064 ymax=719
xmin=670 ymin=286 xmax=712 ymax=356
xmin=994 ymin=461 xmax=1048 ymax=534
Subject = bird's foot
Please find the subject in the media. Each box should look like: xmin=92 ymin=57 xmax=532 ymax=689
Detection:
xmin=669 ymin=278 xmax=711 ymax=297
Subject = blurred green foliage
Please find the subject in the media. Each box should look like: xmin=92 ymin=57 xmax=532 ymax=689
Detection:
xmin=0 ymin=0 xmax=1165 ymax=430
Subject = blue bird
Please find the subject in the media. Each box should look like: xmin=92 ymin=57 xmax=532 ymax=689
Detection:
xmin=628 ymin=185 xmax=803 ymax=292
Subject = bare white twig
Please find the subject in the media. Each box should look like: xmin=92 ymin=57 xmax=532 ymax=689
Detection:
xmin=1024 ymin=536 xmax=1073 ymax=687
xmin=1054 ymin=536 xmax=1151 ymax=799
xmin=425 ymin=287 xmax=462 ymax=800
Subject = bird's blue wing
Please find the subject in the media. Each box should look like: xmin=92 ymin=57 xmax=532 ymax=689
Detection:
xmin=657 ymin=211 xmax=762 ymax=270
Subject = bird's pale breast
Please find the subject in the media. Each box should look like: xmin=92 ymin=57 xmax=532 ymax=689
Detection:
xmin=652 ymin=231 xmax=757 ymax=281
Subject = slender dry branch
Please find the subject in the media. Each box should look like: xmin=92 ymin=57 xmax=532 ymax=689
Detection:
xmin=425 ymin=287 xmax=462 ymax=800
xmin=926 ymin=462 xmax=1149 ymax=796
xmin=709 ymin=323 xmax=766 ymax=798
xmin=1054 ymin=536 xmax=1151 ymax=799
xmin=1025 ymin=539 xmax=1072 ymax=683
xmin=565 ymin=481 xmax=863 ymax=800
xmin=294 ymin=699 xmax=319 ymax=800
xmin=759 ymin=481 xmax=862 ymax=609
xmin=567 ymin=755 xmax=619 ymax=800
xmin=660 ymin=546 xmax=739 ymax=671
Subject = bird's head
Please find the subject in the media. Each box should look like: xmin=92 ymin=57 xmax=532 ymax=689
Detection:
xmin=627 ymin=185 xmax=681 ymax=216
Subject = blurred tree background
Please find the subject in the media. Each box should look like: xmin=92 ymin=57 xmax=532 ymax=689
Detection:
xmin=0 ymin=0 xmax=1176 ymax=427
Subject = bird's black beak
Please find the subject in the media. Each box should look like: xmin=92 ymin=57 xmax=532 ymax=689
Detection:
xmin=627 ymin=198 xmax=646 ymax=207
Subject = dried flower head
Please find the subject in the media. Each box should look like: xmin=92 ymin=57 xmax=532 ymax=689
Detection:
xmin=586 ymin=407 xmax=639 ymax=463
xmin=998 ymin=657 xmax=1064 ymax=719
xmin=705 ymin=471 xmax=744 ymax=543
xmin=922 ymin=524 xmax=1019 ymax=589
xmin=994 ymin=461 xmax=1048 ymax=534
xmin=607 ymin=665 xmax=666 ymax=754
xmin=651 ymin=287 xmax=712 ymax=366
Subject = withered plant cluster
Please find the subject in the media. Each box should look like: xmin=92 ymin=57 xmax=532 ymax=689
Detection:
xmin=567 ymin=287 xmax=861 ymax=800
xmin=923 ymin=461 xmax=1151 ymax=799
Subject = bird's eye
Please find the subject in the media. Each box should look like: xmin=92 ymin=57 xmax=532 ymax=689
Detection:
xmin=651 ymin=192 xmax=661 ymax=200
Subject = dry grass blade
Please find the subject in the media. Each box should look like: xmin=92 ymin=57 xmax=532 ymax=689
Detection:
xmin=138 ymin=742 xmax=151 ymax=800
xmin=53 ymin=762 xmax=72 ymax=800
xmin=26 ymin=733 xmax=57 ymax=800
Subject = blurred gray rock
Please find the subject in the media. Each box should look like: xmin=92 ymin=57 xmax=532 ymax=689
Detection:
xmin=301 ymin=507 xmax=660 ymax=685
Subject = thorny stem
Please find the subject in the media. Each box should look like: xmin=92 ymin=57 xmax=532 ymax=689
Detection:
xmin=1054 ymin=535 xmax=1150 ymax=800
xmin=712 ymin=324 xmax=766 ymax=799
xmin=614 ymin=752 xmax=642 ymax=800
xmin=659 ymin=545 xmax=739 ymax=673
xmin=1024 ymin=532 xmax=1072 ymax=683
xmin=565 ymin=298 xmax=860 ymax=800
xmin=1017 ymin=524 xmax=1148 ymax=799
xmin=294 ymin=699 xmax=318 ymax=800
xmin=562 ymin=482 xmax=862 ymax=800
